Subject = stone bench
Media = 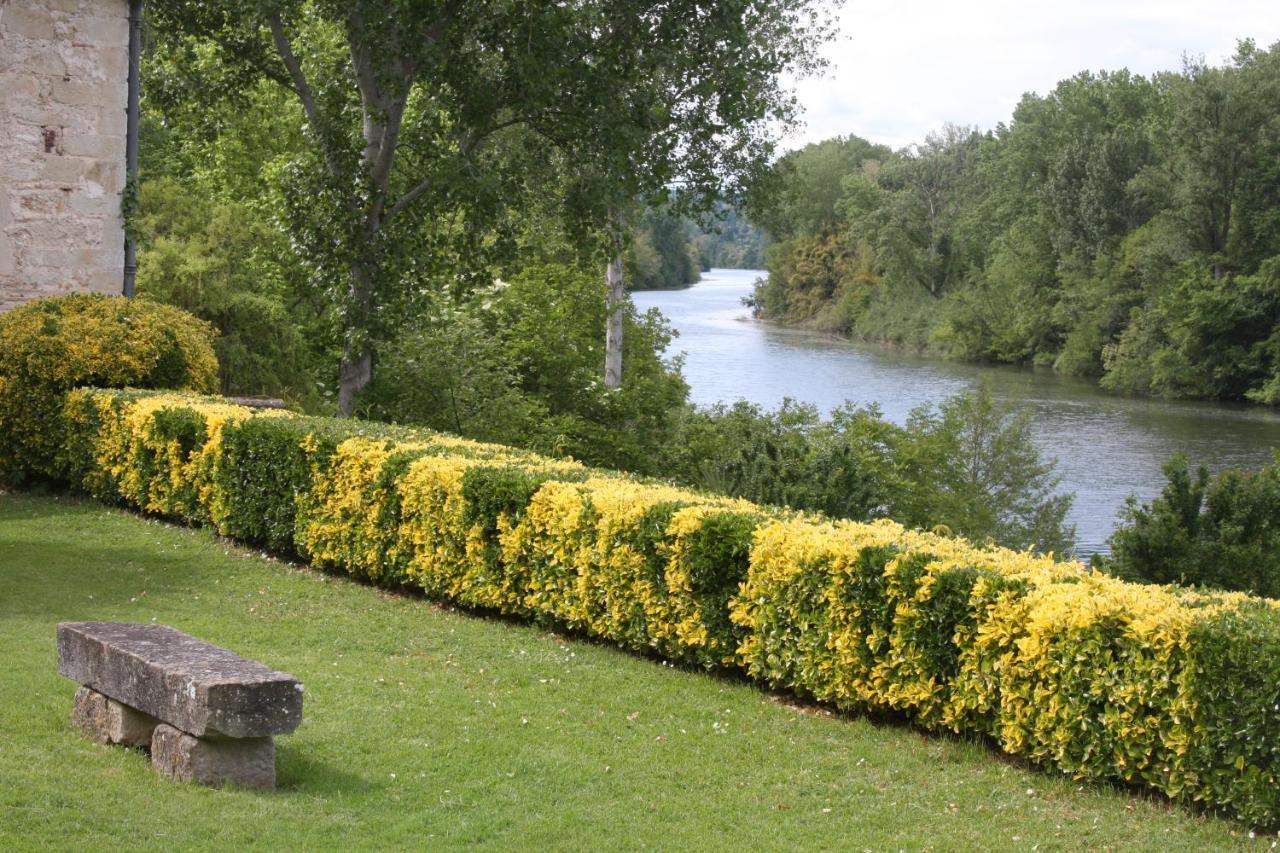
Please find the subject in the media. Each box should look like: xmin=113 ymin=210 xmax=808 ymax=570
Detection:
xmin=57 ymin=621 xmax=303 ymax=788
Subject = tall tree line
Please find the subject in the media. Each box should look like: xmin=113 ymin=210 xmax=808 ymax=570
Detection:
xmin=751 ymin=42 xmax=1280 ymax=404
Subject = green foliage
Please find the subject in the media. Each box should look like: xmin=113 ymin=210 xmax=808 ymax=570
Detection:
xmin=749 ymin=44 xmax=1280 ymax=404
xmin=661 ymin=400 xmax=901 ymax=522
xmin=749 ymin=135 xmax=892 ymax=240
xmin=1185 ymin=603 xmax=1280 ymax=826
xmin=750 ymin=230 xmax=860 ymax=326
xmin=1100 ymin=453 xmax=1280 ymax=597
xmin=365 ymin=307 xmax=545 ymax=446
xmin=215 ymin=416 xmax=329 ymax=555
xmin=365 ymin=262 xmax=689 ymax=474
xmin=660 ymin=387 xmax=1074 ymax=555
xmin=134 ymin=178 xmax=318 ymax=406
xmin=627 ymin=207 xmax=701 ymax=290
xmin=0 ymin=294 xmax=217 ymax=484
xmin=1151 ymin=260 xmax=1280 ymax=400
xmin=691 ymin=204 xmax=768 ymax=270
xmin=895 ymin=385 xmax=1075 ymax=553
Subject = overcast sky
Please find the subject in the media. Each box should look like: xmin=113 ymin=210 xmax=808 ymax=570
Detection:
xmin=785 ymin=0 xmax=1280 ymax=152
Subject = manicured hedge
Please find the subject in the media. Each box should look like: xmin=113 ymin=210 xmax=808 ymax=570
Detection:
xmin=0 ymin=294 xmax=217 ymax=483
xmin=55 ymin=388 xmax=1280 ymax=827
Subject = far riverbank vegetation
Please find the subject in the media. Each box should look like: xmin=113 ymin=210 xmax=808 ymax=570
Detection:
xmin=748 ymin=41 xmax=1280 ymax=406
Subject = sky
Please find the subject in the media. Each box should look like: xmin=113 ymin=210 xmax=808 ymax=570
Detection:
xmin=785 ymin=0 xmax=1280 ymax=152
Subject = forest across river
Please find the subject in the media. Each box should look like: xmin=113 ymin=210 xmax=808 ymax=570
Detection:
xmin=634 ymin=269 xmax=1280 ymax=555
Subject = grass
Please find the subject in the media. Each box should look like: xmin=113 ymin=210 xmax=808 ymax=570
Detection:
xmin=0 ymin=492 xmax=1273 ymax=851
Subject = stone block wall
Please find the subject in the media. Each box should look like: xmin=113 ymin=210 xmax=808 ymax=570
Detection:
xmin=0 ymin=0 xmax=128 ymax=312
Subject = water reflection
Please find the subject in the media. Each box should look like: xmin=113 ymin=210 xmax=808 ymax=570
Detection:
xmin=633 ymin=269 xmax=1280 ymax=555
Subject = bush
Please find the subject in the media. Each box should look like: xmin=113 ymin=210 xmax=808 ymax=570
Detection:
xmin=895 ymin=384 xmax=1075 ymax=553
xmin=732 ymin=518 xmax=1280 ymax=825
xmin=364 ymin=262 xmax=688 ymax=474
xmin=0 ymin=294 xmax=217 ymax=483
xmin=134 ymin=178 xmax=319 ymax=407
xmin=1100 ymin=454 xmax=1280 ymax=597
xmin=56 ymin=387 xmax=1280 ymax=827
xmin=660 ymin=399 xmax=900 ymax=521
xmin=661 ymin=386 xmax=1075 ymax=555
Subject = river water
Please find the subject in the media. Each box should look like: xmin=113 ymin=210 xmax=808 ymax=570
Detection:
xmin=632 ymin=268 xmax=1280 ymax=555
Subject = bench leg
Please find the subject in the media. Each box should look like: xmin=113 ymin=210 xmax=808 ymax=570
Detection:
xmin=150 ymin=723 xmax=275 ymax=789
xmin=72 ymin=686 xmax=158 ymax=747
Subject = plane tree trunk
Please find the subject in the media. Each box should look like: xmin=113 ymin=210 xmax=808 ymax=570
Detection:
xmin=604 ymin=236 xmax=626 ymax=390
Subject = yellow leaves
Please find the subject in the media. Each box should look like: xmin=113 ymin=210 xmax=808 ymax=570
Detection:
xmin=54 ymin=386 xmax=1280 ymax=826
xmin=66 ymin=390 xmax=275 ymax=520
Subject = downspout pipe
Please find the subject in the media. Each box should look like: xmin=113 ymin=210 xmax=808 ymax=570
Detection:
xmin=122 ymin=0 xmax=143 ymax=298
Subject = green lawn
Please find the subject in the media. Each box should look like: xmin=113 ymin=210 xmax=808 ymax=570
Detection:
xmin=0 ymin=492 xmax=1270 ymax=851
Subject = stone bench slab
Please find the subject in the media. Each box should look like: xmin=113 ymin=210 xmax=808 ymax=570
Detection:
xmin=57 ymin=622 xmax=302 ymax=738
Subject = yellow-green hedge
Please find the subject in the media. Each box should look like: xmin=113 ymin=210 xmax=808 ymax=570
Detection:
xmin=0 ymin=294 xmax=217 ymax=483
xmin=55 ymin=388 xmax=1280 ymax=827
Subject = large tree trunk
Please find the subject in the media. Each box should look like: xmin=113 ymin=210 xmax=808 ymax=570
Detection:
xmin=338 ymin=347 xmax=372 ymax=416
xmin=604 ymin=249 xmax=625 ymax=390
xmin=337 ymin=260 xmax=376 ymax=415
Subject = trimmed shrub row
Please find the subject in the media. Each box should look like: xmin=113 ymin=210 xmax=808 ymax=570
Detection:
xmin=0 ymin=294 xmax=217 ymax=483
xmin=58 ymin=388 xmax=1280 ymax=826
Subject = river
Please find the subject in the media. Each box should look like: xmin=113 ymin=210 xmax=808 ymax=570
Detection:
xmin=632 ymin=268 xmax=1280 ymax=555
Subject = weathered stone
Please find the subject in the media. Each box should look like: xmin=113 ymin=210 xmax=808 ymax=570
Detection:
xmin=58 ymin=622 xmax=303 ymax=738
xmin=150 ymin=724 xmax=276 ymax=789
xmin=71 ymin=685 xmax=158 ymax=746
xmin=3 ymin=6 xmax=58 ymax=41
xmin=0 ymin=0 xmax=129 ymax=313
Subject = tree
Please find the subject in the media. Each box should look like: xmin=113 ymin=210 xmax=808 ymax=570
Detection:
xmin=543 ymin=5 xmax=833 ymax=389
xmin=149 ymin=0 xmax=832 ymax=413
xmin=1100 ymin=453 xmax=1280 ymax=597
xmin=134 ymin=179 xmax=317 ymax=405
xmin=749 ymin=135 xmax=890 ymax=240
xmin=691 ymin=203 xmax=768 ymax=269
xmin=875 ymin=125 xmax=985 ymax=300
xmin=364 ymin=262 xmax=689 ymax=471
xmin=660 ymin=399 xmax=902 ymax=520
xmin=627 ymin=206 xmax=701 ymax=290
xmin=1166 ymin=44 xmax=1280 ymax=278
xmin=744 ymin=40 xmax=1280 ymax=404
xmin=896 ymin=385 xmax=1075 ymax=553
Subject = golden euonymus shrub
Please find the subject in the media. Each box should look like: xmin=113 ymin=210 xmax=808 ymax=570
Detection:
xmin=55 ymin=388 xmax=1280 ymax=828
xmin=0 ymin=294 xmax=217 ymax=482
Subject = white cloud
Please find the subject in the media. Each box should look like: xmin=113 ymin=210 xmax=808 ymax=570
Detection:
xmin=785 ymin=0 xmax=1280 ymax=151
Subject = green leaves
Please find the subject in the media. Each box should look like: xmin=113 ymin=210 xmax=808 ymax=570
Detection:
xmin=749 ymin=44 xmax=1280 ymax=406
xmin=148 ymin=0 xmax=834 ymax=409
xmin=1102 ymin=451 xmax=1280 ymax=598
xmin=896 ymin=384 xmax=1075 ymax=554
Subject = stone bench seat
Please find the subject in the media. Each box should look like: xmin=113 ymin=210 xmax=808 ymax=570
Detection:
xmin=57 ymin=621 xmax=303 ymax=788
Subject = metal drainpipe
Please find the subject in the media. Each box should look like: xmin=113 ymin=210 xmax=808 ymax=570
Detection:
xmin=122 ymin=0 xmax=143 ymax=297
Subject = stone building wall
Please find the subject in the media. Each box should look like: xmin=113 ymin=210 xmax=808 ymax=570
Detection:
xmin=0 ymin=0 xmax=128 ymax=312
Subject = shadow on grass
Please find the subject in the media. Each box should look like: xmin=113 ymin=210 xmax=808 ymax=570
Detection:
xmin=275 ymin=745 xmax=385 ymax=796
xmin=0 ymin=535 xmax=228 ymax=620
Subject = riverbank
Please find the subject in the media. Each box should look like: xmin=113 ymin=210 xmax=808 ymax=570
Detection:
xmin=633 ymin=269 xmax=1280 ymax=555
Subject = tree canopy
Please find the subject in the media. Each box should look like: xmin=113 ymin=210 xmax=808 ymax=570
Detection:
xmin=147 ymin=0 xmax=833 ymax=412
xmin=749 ymin=41 xmax=1280 ymax=404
